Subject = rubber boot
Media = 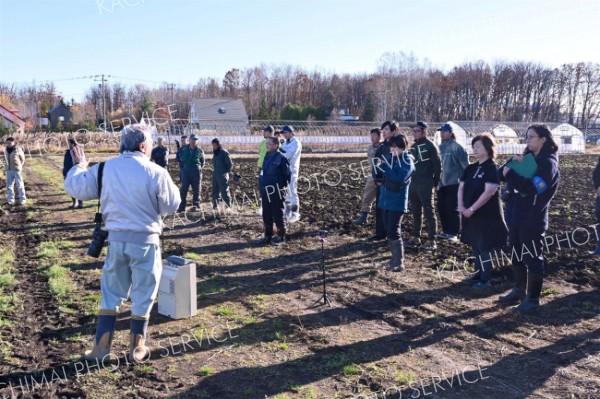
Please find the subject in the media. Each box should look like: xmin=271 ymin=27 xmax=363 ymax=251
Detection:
xmin=273 ymin=228 xmax=286 ymax=246
xmin=353 ymin=212 xmax=368 ymax=225
xmin=592 ymin=240 xmax=600 ymax=255
xmin=513 ymin=272 xmax=543 ymax=314
xmin=83 ymin=313 xmax=117 ymax=361
xmin=388 ymin=240 xmax=404 ymax=272
xmin=129 ymin=317 xmax=150 ymax=363
xmin=498 ymin=262 xmax=527 ymax=305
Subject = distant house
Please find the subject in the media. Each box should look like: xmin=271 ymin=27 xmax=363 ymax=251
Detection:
xmin=189 ymin=98 xmax=248 ymax=134
xmin=47 ymin=103 xmax=72 ymax=130
xmin=0 ymin=104 xmax=25 ymax=134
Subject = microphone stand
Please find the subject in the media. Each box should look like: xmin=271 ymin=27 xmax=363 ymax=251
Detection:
xmin=309 ymin=232 xmax=332 ymax=308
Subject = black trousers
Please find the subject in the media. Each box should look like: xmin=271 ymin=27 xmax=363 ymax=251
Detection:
xmin=261 ymin=186 xmax=285 ymax=236
xmin=437 ymin=184 xmax=460 ymax=236
xmin=375 ymin=186 xmax=386 ymax=238
xmin=383 ymin=210 xmax=404 ymax=241
xmin=508 ymin=226 xmax=545 ymax=275
xmin=409 ymin=183 xmax=437 ymax=239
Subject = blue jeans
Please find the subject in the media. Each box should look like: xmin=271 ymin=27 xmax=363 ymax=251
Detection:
xmin=6 ymin=170 xmax=26 ymax=204
xmin=100 ymin=241 xmax=162 ymax=318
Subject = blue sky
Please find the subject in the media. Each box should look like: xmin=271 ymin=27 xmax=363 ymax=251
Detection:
xmin=1 ymin=0 xmax=599 ymax=102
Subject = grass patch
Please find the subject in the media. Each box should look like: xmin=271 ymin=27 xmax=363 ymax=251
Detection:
xmin=343 ymin=364 xmax=361 ymax=376
xmin=214 ymin=306 xmax=232 ymax=316
xmin=183 ymin=252 xmax=204 ymax=262
xmin=542 ymin=287 xmax=560 ymax=296
xmin=133 ymin=363 xmax=155 ymax=375
xmin=45 ymin=265 xmax=77 ymax=298
xmin=393 ymin=369 xmax=416 ymax=385
xmin=197 ymin=366 xmax=214 ymax=376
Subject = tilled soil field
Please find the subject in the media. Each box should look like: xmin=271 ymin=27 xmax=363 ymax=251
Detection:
xmin=0 ymin=153 xmax=598 ymax=399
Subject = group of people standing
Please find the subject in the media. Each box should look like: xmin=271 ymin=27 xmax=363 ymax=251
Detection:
xmin=354 ymin=121 xmax=566 ymax=314
xmin=255 ymin=125 xmax=303 ymax=246
xmin=168 ymin=133 xmax=233 ymax=213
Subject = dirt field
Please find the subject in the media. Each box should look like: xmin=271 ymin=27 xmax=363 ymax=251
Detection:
xmin=0 ymin=153 xmax=598 ymax=399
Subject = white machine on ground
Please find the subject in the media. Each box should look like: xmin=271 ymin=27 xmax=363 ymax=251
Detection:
xmin=158 ymin=256 xmax=197 ymax=319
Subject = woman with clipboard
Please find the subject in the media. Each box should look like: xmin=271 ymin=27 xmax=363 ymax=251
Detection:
xmin=498 ymin=125 xmax=560 ymax=314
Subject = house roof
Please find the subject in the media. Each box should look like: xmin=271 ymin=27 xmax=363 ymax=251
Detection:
xmin=190 ymin=98 xmax=248 ymax=121
xmin=0 ymin=103 xmax=26 ymax=123
xmin=48 ymin=103 xmax=69 ymax=114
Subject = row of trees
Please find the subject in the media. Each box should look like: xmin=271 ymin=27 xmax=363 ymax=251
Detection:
xmin=1 ymin=54 xmax=599 ymax=131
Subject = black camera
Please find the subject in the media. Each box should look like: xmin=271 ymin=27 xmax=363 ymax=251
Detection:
xmin=88 ymin=212 xmax=108 ymax=258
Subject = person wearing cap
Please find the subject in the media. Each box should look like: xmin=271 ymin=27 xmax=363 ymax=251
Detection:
xmin=280 ymin=125 xmax=302 ymax=223
xmin=151 ymin=137 xmax=169 ymax=169
xmin=178 ymin=133 xmax=204 ymax=212
xmin=370 ymin=120 xmax=398 ymax=241
xmin=3 ymin=137 xmax=26 ymax=206
xmin=65 ymin=123 xmax=180 ymax=364
xmin=211 ymin=138 xmax=233 ymax=210
xmin=63 ymin=139 xmax=84 ymax=209
xmin=437 ymin=123 xmax=469 ymax=242
xmin=352 ymin=128 xmax=382 ymax=225
xmin=592 ymin=156 xmax=600 ymax=255
xmin=256 ymin=137 xmax=291 ymax=246
xmin=407 ymin=121 xmax=441 ymax=250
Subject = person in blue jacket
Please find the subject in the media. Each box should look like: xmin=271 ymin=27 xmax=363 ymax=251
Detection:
xmin=498 ymin=124 xmax=560 ymax=314
xmin=256 ymin=137 xmax=291 ymax=246
xmin=378 ymin=134 xmax=415 ymax=271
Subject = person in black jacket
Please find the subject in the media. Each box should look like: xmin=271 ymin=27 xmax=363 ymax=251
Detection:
xmin=256 ymin=137 xmax=291 ymax=246
xmin=407 ymin=122 xmax=441 ymax=250
xmin=498 ymin=124 xmax=560 ymax=314
xmin=370 ymin=120 xmax=397 ymax=241
xmin=211 ymin=138 xmax=233 ymax=210
xmin=459 ymin=134 xmax=507 ymax=289
xmin=63 ymin=139 xmax=83 ymax=209
xmin=150 ymin=137 xmax=169 ymax=169
xmin=592 ymin=157 xmax=600 ymax=255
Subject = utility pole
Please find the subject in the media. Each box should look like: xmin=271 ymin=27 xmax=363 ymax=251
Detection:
xmin=94 ymin=74 xmax=109 ymax=131
xmin=165 ymin=83 xmax=175 ymax=104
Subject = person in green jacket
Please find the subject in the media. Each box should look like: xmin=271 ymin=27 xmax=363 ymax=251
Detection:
xmin=178 ymin=134 xmax=205 ymax=212
xmin=258 ymin=125 xmax=274 ymax=171
xmin=211 ymin=138 xmax=233 ymax=210
xmin=407 ymin=121 xmax=441 ymax=250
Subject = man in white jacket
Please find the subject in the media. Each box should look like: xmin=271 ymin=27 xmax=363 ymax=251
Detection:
xmin=280 ymin=125 xmax=302 ymax=223
xmin=65 ymin=123 xmax=180 ymax=363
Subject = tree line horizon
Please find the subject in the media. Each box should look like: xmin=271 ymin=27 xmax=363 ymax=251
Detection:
xmin=1 ymin=52 xmax=599 ymax=132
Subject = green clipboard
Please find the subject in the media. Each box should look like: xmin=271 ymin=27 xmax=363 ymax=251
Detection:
xmin=507 ymin=153 xmax=537 ymax=178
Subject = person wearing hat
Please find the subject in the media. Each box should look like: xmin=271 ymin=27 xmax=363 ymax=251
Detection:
xmin=256 ymin=137 xmax=291 ymax=246
xmin=437 ymin=123 xmax=469 ymax=242
xmin=3 ymin=137 xmax=26 ymax=206
xmin=178 ymin=133 xmax=204 ymax=212
xmin=63 ymin=139 xmax=84 ymax=209
xmin=407 ymin=121 xmax=441 ymax=250
xmin=211 ymin=138 xmax=233 ymax=210
xmin=280 ymin=125 xmax=302 ymax=223
xmin=150 ymin=137 xmax=169 ymax=169
xmin=352 ymin=128 xmax=382 ymax=225
xmin=592 ymin=156 xmax=600 ymax=255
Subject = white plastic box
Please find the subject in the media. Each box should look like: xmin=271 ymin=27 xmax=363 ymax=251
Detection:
xmin=158 ymin=256 xmax=197 ymax=319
